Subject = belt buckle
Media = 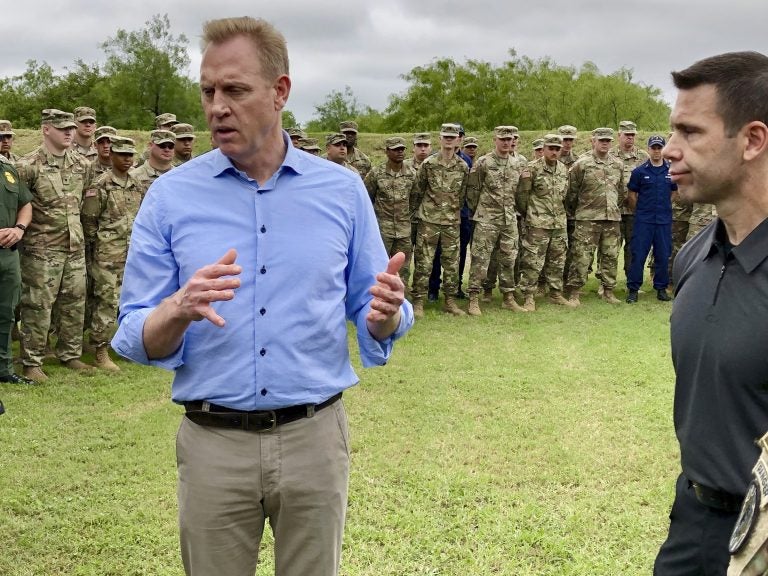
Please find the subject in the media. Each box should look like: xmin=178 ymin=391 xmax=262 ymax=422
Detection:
xmin=265 ymin=410 xmax=277 ymax=431
xmin=244 ymin=410 xmax=278 ymax=432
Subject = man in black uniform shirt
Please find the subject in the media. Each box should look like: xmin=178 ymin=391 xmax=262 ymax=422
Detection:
xmin=654 ymin=51 xmax=768 ymax=575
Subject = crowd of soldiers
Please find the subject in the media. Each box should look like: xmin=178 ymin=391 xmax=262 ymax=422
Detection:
xmin=0 ymin=110 xmax=716 ymax=385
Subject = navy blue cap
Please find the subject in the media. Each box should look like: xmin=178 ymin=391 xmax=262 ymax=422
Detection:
xmin=452 ymin=123 xmax=465 ymax=136
xmin=648 ymin=135 xmax=666 ymax=147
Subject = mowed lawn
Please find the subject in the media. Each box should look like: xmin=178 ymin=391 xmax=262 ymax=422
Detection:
xmin=0 ymin=279 xmax=679 ymax=576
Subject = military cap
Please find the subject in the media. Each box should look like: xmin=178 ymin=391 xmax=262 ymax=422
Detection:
xmin=0 ymin=120 xmax=15 ymax=136
xmin=171 ymin=123 xmax=196 ymax=139
xmin=532 ymin=138 xmax=545 ymax=150
xmin=150 ymin=129 xmax=176 ymax=145
xmin=326 ymin=133 xmax=348 ymax=146
xmin=94 ymin=126 xmax=117 ymax=142
xmin=543 ymin=134 xmax=563 ymax=148
xmin=455 ymin=123 xmax=466 ymax=137
xmin=73 ymin=106 xmax=96 ymax=122
xmin=155 ymin=113 xmax=178 ymax=127
xmin=110 ymin=136 xmax=137 ymax=154
xmin=413 ymin=132 xmax=431 ymax=144
xmin=592 ymin=127 xmax=615 ymax=141
xmin=558 ymin=125 xmax=578 ymax=138
xmin=439 ymin=123 xmax=461 ymax=137
xmin=339 ymin=120 xmax=358 ymax=133
xmin=619 ymin=120 xmax=638 ymax=134
xmin=494 ymin=126 xmax=517 ymax=139
xmin=287 ymin=127 xmax=307 ymax=139
xmin=41 ymin=109 xmax=77 ymax=129
xmin=298 ymin=137 xmax=321 ymax=151
xmin=648 ymin=135 xmax=666 ymax=147
xmin=385 ymin=136 xmax=407 ymax=150
xmin=463 ymin=137 xmax=478 ymax=147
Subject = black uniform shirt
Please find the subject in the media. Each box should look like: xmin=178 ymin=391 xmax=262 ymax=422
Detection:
xmin=672 ymin=216 xmax=768 ymax=496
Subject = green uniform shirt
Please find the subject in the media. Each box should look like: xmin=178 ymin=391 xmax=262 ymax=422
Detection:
xmin=411 ymin=153 xmax=468 ymax=226
xmin=566 ymin=152 xmax=625 ymax=222
xmin=467 ymin=151 xmax=522 ymax=226
xmin=517 ymin=157 xmax=568 ymax=229
xmin=0 ymin=157 xmax=32 ymax=229
xmin=365 ymin=162 xmax=416 ymax=239
xmin=129 ymin=162 xmax=171 ymax=199
xmin=347 ymin=147 xmax=372 ymax=179
xmin=615 ymin=146 xmax=650 ymax=215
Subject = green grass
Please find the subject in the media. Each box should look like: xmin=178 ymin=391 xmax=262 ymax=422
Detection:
xmin=0 ymin=277 xmax=679 ymax=575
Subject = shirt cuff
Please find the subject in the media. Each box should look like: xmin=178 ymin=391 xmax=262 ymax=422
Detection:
xmin=356 ymin=299 xmax=414 ymax=368
xmin=111 ymin=307 xmax=186 ymax=371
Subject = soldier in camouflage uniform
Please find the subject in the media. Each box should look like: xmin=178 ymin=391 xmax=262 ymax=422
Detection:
xmin=340 ymin=120 xmax=371 ymax=179
xmin=668 ymin=189 xmax=692 ymax=284
xmin=462 ymin=136 xmax=479 ymax=163
xmin=93 ymin=126 xmax=117 ymax=176
xmin=71 ymin=107 xmax=98 ymax=161
xmin=171 ymin=123 xmax=195 ymax=166
xmin=287 ymin=127 xmax=307 ymax=147
xmin=686 ymin=202 xmax=717 ymax=240
xmin=531 ymin=138 xmax=545 ymax=159
xmin=405 ymin=132 xmax=432 ymax=171
xmin=135 ymin=113 xmax=179 ymax=168
xmin=364 ymin=136 xmax=415 ymax=285
xmin=564 ymin=127 xmax=625 ymax=305
xmin=297 ymin=137 xmax=321 ymax=155
xmin=558 ymin=125 xmax=580 ymax=283
xmin=466 ymin=126 xmax=527 ymax=316
xmin=0 ymin=121 xmax=19 ymax=162
xmin=82 ymin=136 xmax=143 ymax=371
xmin=16 ymin=109 xmax=96 ymax=382
xmin=325 ymin=133 xmax=360 ymax=174
xmin=517 ymin=134 xmax=576 ymax=310
xmin=410 ymin=123 xmax=468 ymax=317
xmin=129 ymin=129 xmax=176 ymax=199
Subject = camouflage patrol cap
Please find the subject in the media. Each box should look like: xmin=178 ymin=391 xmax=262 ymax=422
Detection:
xmin=385 ymin=136 xmax=407 ymax=150
xmin=413 ymin=132 xmax=431 ymax=144
xmin=339 ymin=120 xmax=358 ymax=133
xmin=462 ymin=137 xmax=478 ymax=148
xmin=94 ymin=126 xmax=118 ymax=142
xmin=110 ymin=136 xmax=137 ymax=154
xmin=41 ymin=109 xmax=77 ymax=129
xmin=532 ymin=138 xmax=545 ymax=150
xmin=543 ymin=134 xmax=563 ymax=148
xmin=298 ymin=137 xmax=321 ymax=151
xmin=287 ymin=127 xmax=307 ymax=139
xmin=592 ymin=127 xmax=615 ymax=141
xmin=171 ymin=123 xmax=196 ymax=139
xmin=494 ymin=126 xmax=516 ymax=139
xmin=326 ymin=133 xmax=348 ymax=146
xmin=73 ymin=106 xmax=96 ymax=122
xmin=619 ymin=120 xmax=638 ymax=134
xmin=558 ymin=125 xmax=578 ymax=139
xmin=150 ymin=129 xmax=176 ymax=145
xmin=155 ymin=113 xmax=178 ymax=127
xmin=0 ymin=120 xmax=15 ymax=136
xmin=439 ymin=123 xmax=461 ymax=137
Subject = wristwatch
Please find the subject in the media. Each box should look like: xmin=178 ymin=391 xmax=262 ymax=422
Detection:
xmin=14 ymin=224 xmax=26 ymax=231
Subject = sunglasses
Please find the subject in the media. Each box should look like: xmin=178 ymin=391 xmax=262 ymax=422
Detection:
xmin=157 ymin=143 xmax=175 ymax=150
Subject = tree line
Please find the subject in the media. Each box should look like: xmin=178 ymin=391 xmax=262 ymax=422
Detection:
xmin=0 ymin=16 xmax=670 ymax=134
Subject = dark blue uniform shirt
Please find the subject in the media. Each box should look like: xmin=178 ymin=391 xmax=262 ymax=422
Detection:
xmin=627 ymin=160 xmax=676 ymax=225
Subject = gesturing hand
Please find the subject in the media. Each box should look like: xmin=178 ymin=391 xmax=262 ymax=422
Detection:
xmin=367 ymin=252 xmax=405 ymax=329
xmin=172 ymin=249 xmax=242 ymax=327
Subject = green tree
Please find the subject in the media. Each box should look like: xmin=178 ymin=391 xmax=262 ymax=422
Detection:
xmin=282 ymin=110 xmax=298 ymax=129
xmin=306 ymin=86 xmax=363 ymax=132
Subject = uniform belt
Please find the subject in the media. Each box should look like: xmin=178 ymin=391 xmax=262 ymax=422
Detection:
xmin=689 ymin=480 xmax=743 ymax=512
xmin=183 ymin=392 xmax=342 ymax=432
xmin=0 ymin=245 xmax=17 ymax=251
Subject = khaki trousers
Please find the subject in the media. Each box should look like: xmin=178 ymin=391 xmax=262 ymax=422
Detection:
xmin=176 ymin=399 xmax=351 ymax=576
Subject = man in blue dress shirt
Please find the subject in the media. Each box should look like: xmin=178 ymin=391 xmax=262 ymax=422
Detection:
xmin=625 ymin=135 xmax=677 ymax=303
xmin=112 ymin=16 xmax=413 ymax=576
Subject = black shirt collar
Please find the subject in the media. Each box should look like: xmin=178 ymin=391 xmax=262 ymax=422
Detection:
xmin=704 ymin=217 xmax=768 ymax=273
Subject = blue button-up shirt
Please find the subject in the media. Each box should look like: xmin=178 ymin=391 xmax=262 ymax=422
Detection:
xmin=627 ymin=159 xmax=676 ymax=225
xmin=112 ymin=135 xmax=413 ymax=410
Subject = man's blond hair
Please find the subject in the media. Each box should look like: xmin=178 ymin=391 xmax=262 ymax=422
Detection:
xmin=201 ymin=17 xmax=289 ymax=81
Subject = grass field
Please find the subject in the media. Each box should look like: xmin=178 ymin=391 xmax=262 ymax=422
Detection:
xmin=0 ymin=277 xmax=680 ymax=575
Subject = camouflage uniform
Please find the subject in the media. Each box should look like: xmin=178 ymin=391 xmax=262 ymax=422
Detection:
xmin=364 ymin=144 xmax=416 ymax=284
xmin=136 ymin=113 xmax=178 ymax=168
xmin=71 ymin=142 xmax=97 ymax=161
xmin=410 ymin=152 xmax=468 ymax=300
xmin=0 ymin=120 xmax=19 ymax=162
xmin=81 ymin=168 xmax=142 ymax=347
xmin=347 ymin=147 xmax=371 ymax=180
xmin=613 ymin=145 xmax=650 ymax=277
xmin=557 ymin=126 xmax=580 ymax=283
xmin=71 ymin=106 xmax=98 ymax=162
xmin=686 ymin=202 xmax=716 ymax=241
xmin=16 ymin=134 xmax=95 ymax=367
xmin=129 ymin=162 xmax=171 ymax=199
xmin=516 ymin=154 xmax=569 ymax=296
xmin=669 ymin=194 xmax=692 ymax=281
xmin=467 ymin=150 xmax=523 ymax=295
xmin=171 ymin=123 xmax=196 ymax=167
xmin=564 ymin=143 xmax=625 ymax=293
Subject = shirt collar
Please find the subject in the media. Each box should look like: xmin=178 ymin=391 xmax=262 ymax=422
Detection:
xmin=210 ymin=130 xmax=304 ymax=183
xmin=705 ymin=217 xmax=768 ymax=273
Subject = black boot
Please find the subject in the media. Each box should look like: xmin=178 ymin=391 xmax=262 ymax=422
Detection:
xmin=657 ymin=289 xmax=672 ymax=301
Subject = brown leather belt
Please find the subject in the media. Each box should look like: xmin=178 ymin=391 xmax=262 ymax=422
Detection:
xmin=183 ymin=392 xmax=342 ymax=432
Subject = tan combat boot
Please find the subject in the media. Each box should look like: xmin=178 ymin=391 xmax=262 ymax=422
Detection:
xmin=522 ymin=295 xmax=536 ymax=312
xmin=443 ymin=296 xmax=466 ymax=316
xmin=501 ymin=292 xmax=527 ymax=312
xmin=412 ymin=297 xmax=424 ymax=319
xmin=597 ymin=284 xmax=605 ymax=297
xmin=481 ymin=288 xmax=493 ymax=303
xmin=23 ymin=366 xmax=48 ymax=383
xmin=62 ymin=358 xmax=96 ymax=373
xmin=601 ymin=288 xmax=621 ymax=304
xmin=565 ymin=289 xmax=581 ymax=307
xmin=467 ymin=294 xmax=482 ymax=316
xmin=94 ymin=345 xmax=120 ymax=372
xmin=549 ymin=291 xmax=577 ymax=308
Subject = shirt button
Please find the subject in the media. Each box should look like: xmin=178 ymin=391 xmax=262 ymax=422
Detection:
xmin=260 ymin=225 xmax=266 ymax=233
xmin=260 ymin=266 xmax=266 ymax=274
xmin=260 ymin=348 xmax=266 ymax=356
xmin=260 ymin=388 xmax=268 ymax=396
xmin=260 ymin=308 xmax=266 ymax=315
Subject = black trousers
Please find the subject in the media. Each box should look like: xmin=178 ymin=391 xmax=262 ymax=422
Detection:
xmin=654 ymin=474 xmax=739 ymax=576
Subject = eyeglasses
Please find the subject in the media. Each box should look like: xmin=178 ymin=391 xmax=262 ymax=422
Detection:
xmin=157 ymin=143 xmax=175 ymax=150
xmin=78 ymin=120 xmax=96 ymax=126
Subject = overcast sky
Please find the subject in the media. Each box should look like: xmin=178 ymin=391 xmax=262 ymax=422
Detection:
xmin=5 ymin=1 xmax=767 ymax=126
